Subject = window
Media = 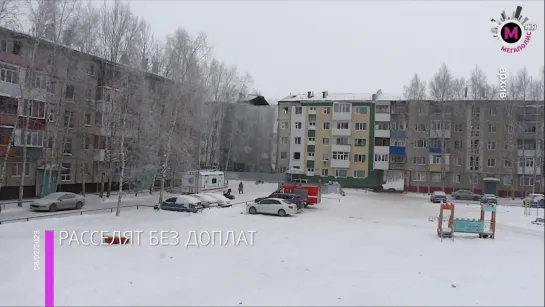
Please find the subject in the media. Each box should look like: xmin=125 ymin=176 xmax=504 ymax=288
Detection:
xmin=470 ymin=125 xmax=480 ymax=137
xmin=469 ymin=174 xmax=479 ymax=184
xmin=413 ymin=172 xmax=426 ymax=181
xmin=504 ymin=158 xmax=512 ymax=168
xmin=487 ymin=158 xmax=496 ymax=167
xmin=95 ymin=112 xmax=103 ymax=126
xmin=431 ymin=155 xmax=442 ymax=164
xmin=471 ymin=140 xmax=480 ymax=153
xmin=431 ymin=120 xmax=451 ymax=130
xmin=453 ymin=173 xmax=461 ymax=183
xmin=323 ymin=122 xmax=330 ymax=129
xmin=488 ymin=107 xmax=497 ymax=116
xmin=0 ymin=62 xmax=19 ymax=84
xmin=65 ymin=84 xmax=75 ymax=100
xmin=0 ymin=39 xmax=6 ymax=52
xmin=61 ymin=163 xmax=71 ymax=181
xmin=505 ymin=124 xmax=514 ymax=133
xmin=294 ymin=137 xmax=301 ymax=144
xmin=454 ymin=140 xmax=463 ymax=149
xmin=323 ymin=107 xmax=331 ymax=114
xmin=503 ymin=175 xmax=512 ymax=186
xmin=0 ymin=96 xmax=18 ymax=115
xmin=413 ymin=156 xmax=426 ymax=165
xmin=25 ymin=131 xmax=43 ymax=147
xmin=281 ymin=137 xmax=288 ymax=144
xmin=469 ymin=156 xmax=480 ymax=171
xmin=355 ymin=122 xmax=367 ymax=130
xmin=25 ymin=71 xmax=48 ymax=90
xmin=321 ymin=169 xmax=329 ymax=176
xmin=488 ymin=124 xmax=497 ymax=133
xmin=354 ymin=138 xmax=366 ymax=147
xmin=431 ymin=173 xmax=442 ymax=182
xmin=81 ymin=135 xmax=91 ymax=150
xmin=85 ymin=88 xmax=93 ymax=100
xmin=523 ymin=125 xmax=536 ymax=133
xmin=353 ymin=154 xmax=366 ymax=162
xmin=12 ymin=162 xmax=30 ymax=177
xmin=414 ymin=139 xmax=427 ymax=148
xmin=87 ymin=63 xmax=95 ymax=75
xmin=309 ymin=121 xmax=316 ymax=126
xmin=322 ymin=152 xmax=329 ymax=161
xmin=504 ymin=142 xmax=513 ymax=150
xmin=309 ymin=106 xmax=316 ymax=111
xmin=336 ymin=122 xmax=349 ymax=129
xmin=520 ymin=157 xmax=534 ymax=168
xmin=63 ymin=136 xmax=72 ymax=154
xmin=12 ymin=40 xmax=21 ymax=55
xmin=335 ymin=169 xmax=347 ymax=178
xmin=293 ymin=152 xmax=301 ymax=160
xmin=355 ymin=106 xmax=367 ymax=114
xmin=282 ymin=107 xmax=288 ymax=114
xmin=295 ymin=107 xmax=302 ymax=114
xmin=48 ymin=108 xmax=55 ymax=122
xmin=335 ymin=137 xmax=349 ymax=145
xmin=391 ymin=155 xmax=405 ymax=163
xmin=64 ymin=111 xmax=74 ymax=129
xmin=375 ymin=122 xmax=389 ymax=130
xmin=391 ymin=121 xmax=406 ymax=131
xmin=332 ymin=152 xmax=349 ymax=160
xmin=430 ymin=139 xmax=445 ymax=149
xmin=376 ymin=105 xmax=389 ymax=113
xmin=280 ymin=152 xmax=287 ymax=159
xmin=453 ymin=157 xmax=462 ymax=166
xmin=374 ymin=154 xmax=389 ymax=162
xmin=281 ymin=121 xmax=288 ymax=129
xmin=308 ymin=137 xmax=315 ymax=142
xmin=333 ymin=103 xmax=350 ymax=113
xmin=84 ymin=113 xmax=91 ymax=126
xmin=454 ymin=123 xmax=463 ymax=132
xmin=415 ymin=124 xmax=427 ymax=132
xmin=487 ymin=141 xmax=496 ymax=150
xmin=22 ymin=99 xmax=46 ymax=118
xmin=294 ymin=122 xmax=302 ymax=129
xmin=322 ymin=137 xmax=329 ymax=145
xmin=520 ymin=176 xmax=534 ymax=187
xmin=471 ymin=106 xmax=480 ymax=118
xmin=353 ymin=170 xmax=365 ymax=178
xmin=307 ymin=168 xmax=314 ymax=173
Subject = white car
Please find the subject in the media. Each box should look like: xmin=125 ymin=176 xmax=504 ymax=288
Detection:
xmin=190 ymin=193 xmax=219 ymax=207
xmin=204 ymin=193 xmax=232 ymax=207
xmin=30 ymin=192 xmax=85 ymax=212
xmin=158 ymin=195 xmax=204 ymax=213
xmin=246 ymin=198 xmax=298 ymax=217
xmin=524 ymin=193 xmax=545 ymax=208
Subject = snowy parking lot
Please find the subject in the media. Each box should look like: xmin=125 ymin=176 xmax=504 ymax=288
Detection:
xmin=0 ymin=181 xmax=543 ymax=306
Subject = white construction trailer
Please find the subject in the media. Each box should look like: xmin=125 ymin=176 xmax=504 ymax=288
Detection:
xmin=180 ymin=170 xmax=228 ymax=194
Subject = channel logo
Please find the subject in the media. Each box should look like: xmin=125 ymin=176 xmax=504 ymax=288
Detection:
xmin=490 ymin=5 xmax=537 ymax=54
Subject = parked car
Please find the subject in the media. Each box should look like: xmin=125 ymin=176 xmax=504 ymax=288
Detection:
xmin=255 ymin=193 xmax=305 ymax=210
xmin=246 ymin=198 xmax=298 ymax=217
xmin=524 ymin=193 xmax=545 ymax=208
xmin=430 ymin=191 xmax=447 ymax=203
xmin=190 ymin=193 xmax=219 ymax=208
xmin=30 ymin=192 xmax=85 ymax=212
xmin=204 ymin=193 xmax=232 ymax=207
xmin=481 ymin=194 xmax=498 ymax=204
xmin=451 ymin=189 xmax=481 ymax=201
xmin=157 ymin=195 xmax=203 ymax=213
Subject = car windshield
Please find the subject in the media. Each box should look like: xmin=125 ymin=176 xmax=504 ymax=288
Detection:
xmin=434 ymin=192 xmax=446 ymax=195
xmin=42 ymin=193 xmax=64 ymax=200
xmin=483 ymin=194 xmax=495 ymax=198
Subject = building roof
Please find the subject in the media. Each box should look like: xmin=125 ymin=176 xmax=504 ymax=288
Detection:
xmin=238 ymin=94 xmax=269 ymax=106
xmin=279 ymin=92 xmax=405 ymax=103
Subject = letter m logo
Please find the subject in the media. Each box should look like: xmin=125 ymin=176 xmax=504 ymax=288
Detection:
xmin=503 ymin=27 xmax=519 ymax=40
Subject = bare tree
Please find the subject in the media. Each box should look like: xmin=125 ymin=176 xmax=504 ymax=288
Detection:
xmin=0 ymin=0 xmax=22 ymax=28
xmin=404 ymin=73 xmax=427 ymax=193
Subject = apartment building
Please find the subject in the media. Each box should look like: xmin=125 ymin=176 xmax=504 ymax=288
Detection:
xmin=276 ymin=91 xmax=385 ymax=188
xmin=405 ymin=100 xmax=544 ymax=196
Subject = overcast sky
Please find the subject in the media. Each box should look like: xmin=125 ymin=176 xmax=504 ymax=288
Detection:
xmin=129 ymin=1 xmax=544 ymax=101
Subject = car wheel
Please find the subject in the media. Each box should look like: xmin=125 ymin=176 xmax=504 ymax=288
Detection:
xmin=278 ymin=209 xmax=286 ymax=217
xmin=49 ymin=204 xmax=57 ymax=212
xmin=304 ymin=203 xmax=308 ymax=208
xmin=540 ymin=200 xmax=544 ymax=208
xmin=455 ymin=196 xmax=460 ymax=200
xmin=75 ymin=202 xmax=83 ymax=210
xmin=248 ymin=207 xmax=257 ymax=214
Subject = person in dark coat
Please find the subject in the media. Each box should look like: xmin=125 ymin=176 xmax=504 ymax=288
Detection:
xmin=238 ymin=182 xmax=244 ymax=194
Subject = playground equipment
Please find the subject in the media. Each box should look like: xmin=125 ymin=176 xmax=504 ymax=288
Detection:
xmin=436 ymin=203 xmax=496 ymax=241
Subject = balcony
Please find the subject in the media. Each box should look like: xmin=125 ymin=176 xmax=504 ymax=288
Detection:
xmin=517 ymin=166 xmax=542 ymax=176
xmin=0 ymin=114 xmax=17 ymax=126
xmin=331 ymin=128 xmax=351 ymax=136
xmin=389 ymin=162 xmax=406 ymax=170
xmin=332 ymin=144 xmax=351 ymax=152
xmin=391 ymin=106 xmax=408 ymax=114
xmin=430 ymin=130 xmax=451 ymax=138
xmin=331 ymin=159 xmax=350 ymax=168
xmin=429 ymin=147 xmax=448 ymax=153
xmin=94 ymin=149 xmax=109 ymax=162
xmin=373 ymin=160 xmax=389 ymax=170
xmin=390 ymin=146 xmax=405 ymax=155
xmin=332 ymin=111 xmax=352 ymax=121
xmin=375 ymin=129 xmax=390 ymax=138
xmin=0 ymin=145 xmax=15 ymax=157
xmin=517 ymin=129 xmax=539 ymax=140
xmin=375 ymin=113 xmax=390 ymax=122
xmin=390 ymin=130 xmax=407 ymax=138
xmin=429 ymin=164 xmax=451 ymax=172
xmin=374 ymin=145 xmax=389 ymax=154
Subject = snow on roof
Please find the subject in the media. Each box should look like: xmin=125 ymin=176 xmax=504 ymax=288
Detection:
xmin=199 ymin=171 xmax=224 ymax=176
xmin=279 ymin=92 xmax=405 ymax=102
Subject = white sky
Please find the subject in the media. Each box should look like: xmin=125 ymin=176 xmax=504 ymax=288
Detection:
xmin=129 ymin=1 xmax=544 ymax=101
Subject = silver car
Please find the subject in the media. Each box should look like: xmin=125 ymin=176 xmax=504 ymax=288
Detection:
xmin=451 ymin=189 xmax=481 ymax=201
xmin=430 ymin=191 xmax=447 ymax=203
xmin=30 ymin=192 xmax=85 ymax=212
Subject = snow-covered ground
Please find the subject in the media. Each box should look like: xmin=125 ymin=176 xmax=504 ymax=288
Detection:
xmin=0 ymin=181 xmax=543 ymax=306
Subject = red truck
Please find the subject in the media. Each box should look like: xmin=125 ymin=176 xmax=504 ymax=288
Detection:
xmin=274 ymin=183 xmax=321 ymax=207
